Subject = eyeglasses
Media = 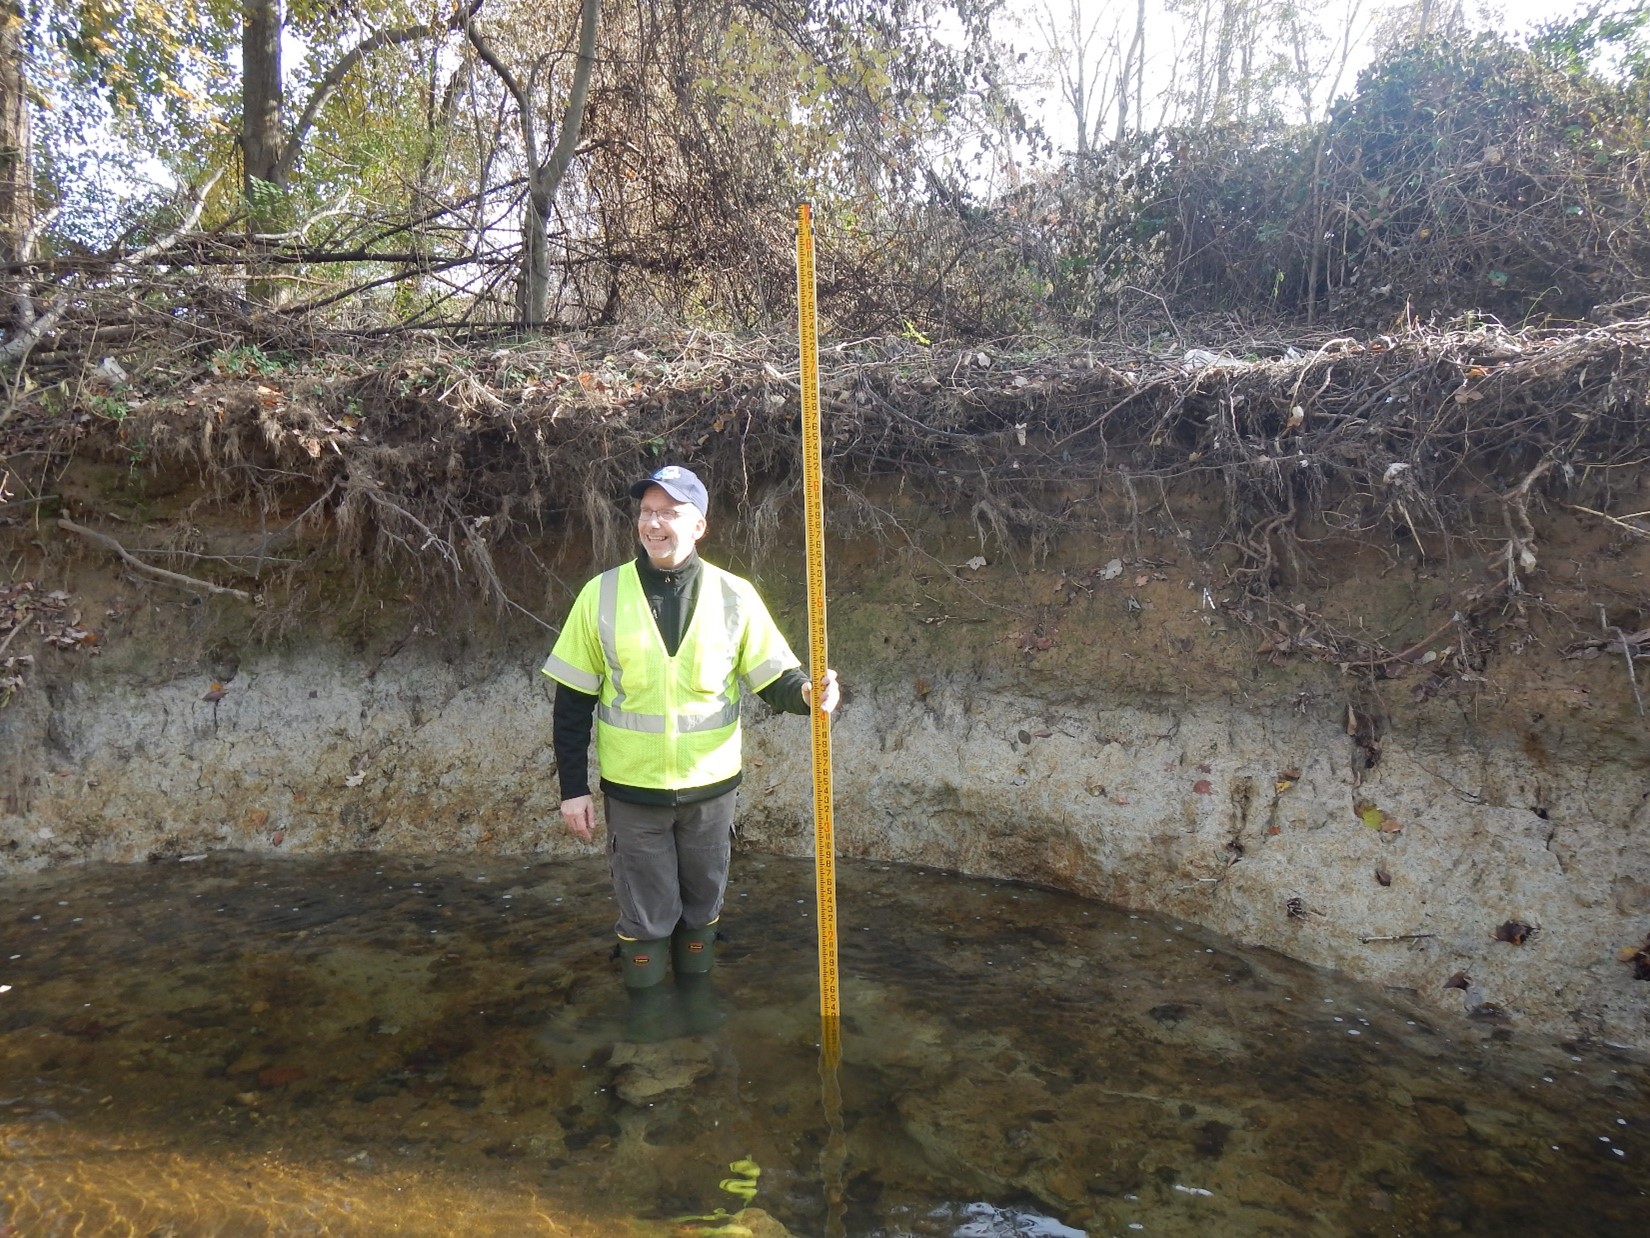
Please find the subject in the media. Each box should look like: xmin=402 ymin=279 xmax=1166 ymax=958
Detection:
xmin=638 ymin=505 xmax=694 ymax=523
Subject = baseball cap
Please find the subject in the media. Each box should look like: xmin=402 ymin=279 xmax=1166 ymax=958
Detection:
xmin=629 ymin=464 xmax=709 ymax=516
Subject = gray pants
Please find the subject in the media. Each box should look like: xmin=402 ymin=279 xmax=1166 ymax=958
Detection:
xmin=605 ymin=790 xmax=737 ymax=940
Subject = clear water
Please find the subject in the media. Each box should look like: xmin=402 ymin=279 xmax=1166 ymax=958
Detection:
xmin=1 ymin=852 xmax=1645 ymax=1237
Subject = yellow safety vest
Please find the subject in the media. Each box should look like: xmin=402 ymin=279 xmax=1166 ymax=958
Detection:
xmin=541 ymin=561 xmax=799 ymax=790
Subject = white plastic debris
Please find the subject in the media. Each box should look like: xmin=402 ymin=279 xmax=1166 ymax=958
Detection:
xmin=953 ymin=1202 xmax=1086 ymax=1237
xmin=1183 ymin=348 xmax=1247 ymax=369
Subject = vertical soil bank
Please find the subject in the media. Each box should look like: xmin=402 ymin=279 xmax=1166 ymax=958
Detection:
xmin=3 ymin=499 xmax=1647 ymax=1049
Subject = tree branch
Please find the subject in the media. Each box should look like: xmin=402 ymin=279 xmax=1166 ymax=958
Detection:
xmin=58 ymin=519 xmax=254 ymax=601
xmin=2 ymin=175 xmax=218 ymax=363
xmin=115 ymin=170 xmax=222 ymax=267
xmin=465 ymin=17 xmax=538 ymax=171
xmin=540 ymin=0 xmax=601 ymax=198
xmin=278 ymin=16 xmax=460 ymax=184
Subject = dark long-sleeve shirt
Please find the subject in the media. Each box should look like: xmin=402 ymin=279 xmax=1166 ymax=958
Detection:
xmin=552 ymin=550 xmax=810 ymax=804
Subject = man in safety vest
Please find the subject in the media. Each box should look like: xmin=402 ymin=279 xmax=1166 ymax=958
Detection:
xmin=542 ymin=464 xmax=840 ymax=995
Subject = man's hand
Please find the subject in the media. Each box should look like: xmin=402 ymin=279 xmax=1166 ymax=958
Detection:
xmin=801 ymin=668 xmax=842 ymax=714
xmin=561 ymin=794 xmax=596 ymax=843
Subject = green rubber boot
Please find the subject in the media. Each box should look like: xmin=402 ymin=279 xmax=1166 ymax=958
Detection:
xmin=672 ymin=921 xmax=719 ymax=975
xmin=623 ymin=985 xmax=675 ymax=1043
xmin=618 ymin=936 xmax=670 ymax=990
xmin=675 ymin=973 xmax=725 ymax=1034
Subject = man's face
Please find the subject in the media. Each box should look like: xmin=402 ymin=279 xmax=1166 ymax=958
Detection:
xmin=636 ymin=485 xmax=706 ymax=568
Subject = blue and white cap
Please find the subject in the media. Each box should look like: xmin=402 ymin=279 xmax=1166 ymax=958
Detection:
xmin=629 ymin=464 xmax=709 ymax=516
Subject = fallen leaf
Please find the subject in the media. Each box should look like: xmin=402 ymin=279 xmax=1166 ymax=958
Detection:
xmin=343 ymin=771 xmax=367 ymax=787
xmin=1192 ymin=779 xmax=1213 ymax=795
xmin=270 ymin=830 xmax=284 ymax=847
xmin=1274 ymin=777 xmax=1297 ymax=794
xmin=1266 ymin=823 xmax=1281 ymax=836
xmin=1111 ymin=795 xmax=1130 ymax=805
xmin=257 ymin=1065 xmax=306 ymax=1088
xmin=1379 ymin=816 xmax=1404 ymax=834
xmin=1492 ymin=920 xmax=1535 ymax=945
xmin=202 ymin=681 xmax=228 ymax=702
xmin=1443 ymin=971 xmax=1471 ymax=991
xmin=1354 ymin=800 xmax=1385 ymax=830
xmin=1374 ymin=866 xmax=1392 ymax=886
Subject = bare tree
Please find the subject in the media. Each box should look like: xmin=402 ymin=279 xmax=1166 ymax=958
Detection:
xmin=465 ymin=0 xmax=600 ymax=326
xmin=1283 ymin=0 xmax=1369 ymax=323
xmin=1035 ymin=0 xmax=1124 ymax=156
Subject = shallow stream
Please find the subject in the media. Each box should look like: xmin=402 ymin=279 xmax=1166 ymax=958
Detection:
xmin=1 ymin=852 xmax=1645 ymax=1236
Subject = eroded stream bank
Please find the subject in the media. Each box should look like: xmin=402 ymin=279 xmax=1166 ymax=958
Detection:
xmin=2 ymin=485 xmax=1648 ymax=1051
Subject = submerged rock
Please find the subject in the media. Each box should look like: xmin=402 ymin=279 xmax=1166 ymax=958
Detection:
xmin=609 ymin=1038 xmax=716 ymax=1104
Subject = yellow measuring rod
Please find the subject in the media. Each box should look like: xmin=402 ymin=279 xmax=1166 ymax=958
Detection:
xmin=795 ymin=201 xmax=840 ymax=1047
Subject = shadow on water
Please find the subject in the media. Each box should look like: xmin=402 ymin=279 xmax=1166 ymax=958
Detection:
xmin=1 ymin=851 xmax=1646 ymax=1236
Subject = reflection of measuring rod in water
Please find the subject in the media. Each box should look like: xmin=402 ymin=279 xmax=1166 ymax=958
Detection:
xmin=796 ymin=201 xmax=847 ymax=1238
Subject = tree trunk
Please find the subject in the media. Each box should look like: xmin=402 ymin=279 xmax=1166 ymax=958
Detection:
xmin=1211 ymin=0 xmax=1240 ymax=121
xmin=1417 ymin=0 xmax=1435 ymax=39
xmin=1116 ymin=0 xmax=1145 ymax=141
xmin=0 ymin=0 xmax=32 ymax=266
xmin=518 ymin=0 xmax=600 ymax=327
xmin=242 ymin=0 xmax=284 ymax=204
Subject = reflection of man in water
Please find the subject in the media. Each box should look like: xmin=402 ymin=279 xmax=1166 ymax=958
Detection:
xmin=542 ymin=465 xmax=839 ymax=1000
